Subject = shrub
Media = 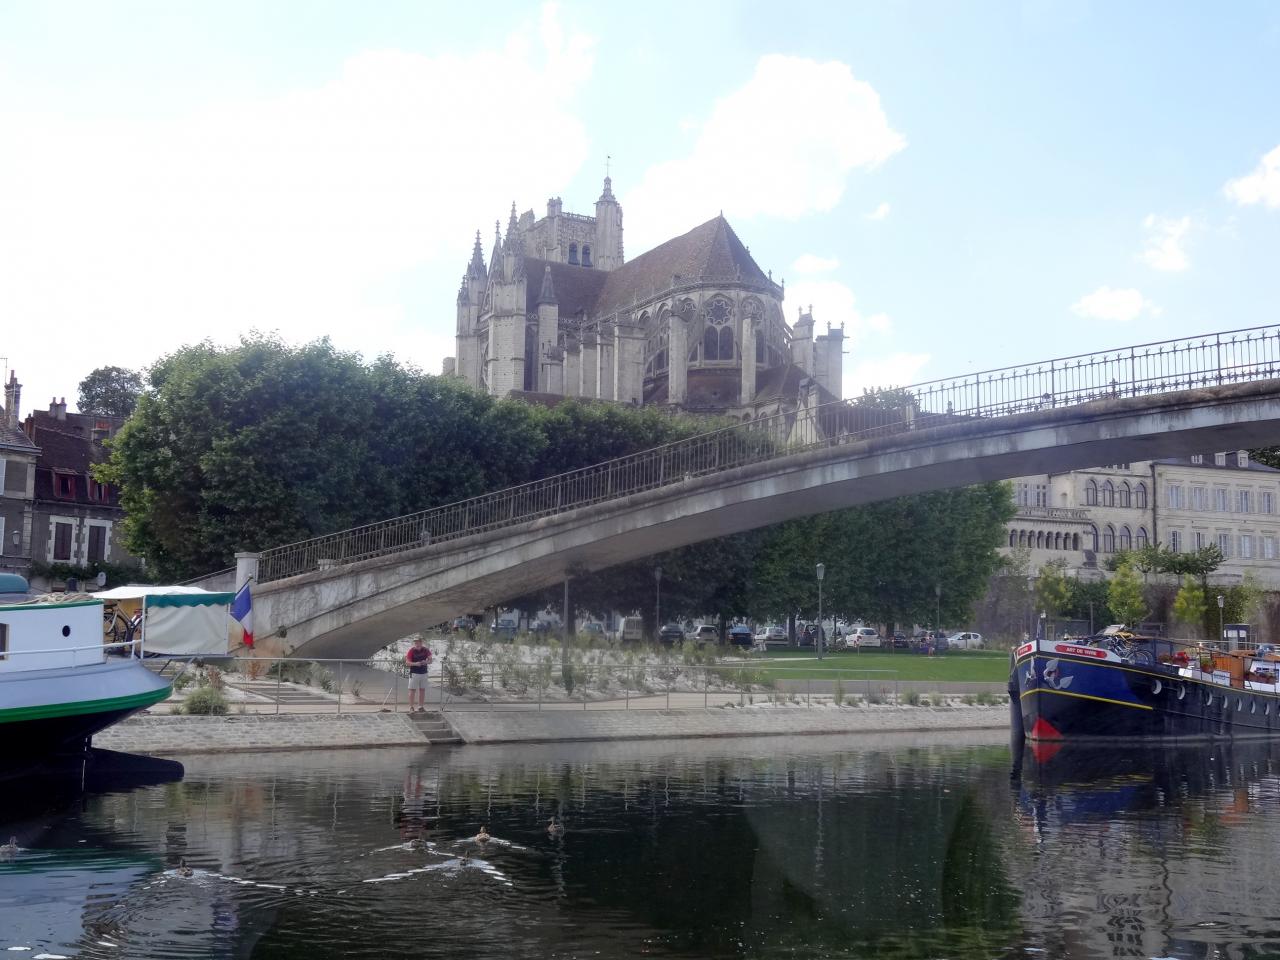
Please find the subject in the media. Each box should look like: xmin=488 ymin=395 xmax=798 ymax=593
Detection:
xmin=183 ymin=686 xmax=229 ymax=715
xmin=974 ymin=691 xmax=998 ymax=706
xmin=561 ymin=661 xmax=576 ymax=695
xmin=833 ymin=679 xmax=845 ymax=707
xmin=865 ymin=688 xmax=885 ymax=705
xmin=308 ymin=663 xmax=336 ymax=693
xmin=173 ymin=671 xmax=194 ymax=691
xmin=903 ymin=690 xmax=922 ymax=706
xmin=244 ymin=656 xmax=267 ymax=680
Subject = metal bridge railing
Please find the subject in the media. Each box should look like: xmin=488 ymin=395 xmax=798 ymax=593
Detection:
xmin=257 ymin=324 xmax=1280 ymax=583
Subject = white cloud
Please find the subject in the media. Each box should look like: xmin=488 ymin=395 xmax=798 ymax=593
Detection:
xmin=1224 ymin=144 xmax=1280 ymax=209
xmin=866 ymin=202 xmax=891 ymax=221
xmin=791 ymin=254 xmax=840 ymax=274
xmin=0 ymin=4 xmax=595 ymax=411
xmin=625 ymin=54 xmax=905 ymax=249
xmin=845 ymin=353 xmax=932 ymax=394
xmin=1071 ymin=286 xmax=1161 ymax=322
xmin=1140 ymin=214 xmax=1191 ymax=271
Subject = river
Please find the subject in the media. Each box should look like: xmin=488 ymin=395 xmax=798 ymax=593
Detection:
xmin=2 ymin=730 xmax=1278 ymax=959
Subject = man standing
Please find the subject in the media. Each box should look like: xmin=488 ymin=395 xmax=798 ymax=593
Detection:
xmin=406 ymin=636 xmax=433 ymax=713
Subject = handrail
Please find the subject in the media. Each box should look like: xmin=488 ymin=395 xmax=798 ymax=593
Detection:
xmin=255 ymin=323 xmax=1280 ymax=583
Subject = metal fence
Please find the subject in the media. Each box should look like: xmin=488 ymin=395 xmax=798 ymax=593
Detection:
xmin=160 ymin=656 xmax=963 ymax=715
xmin=257 ymin=324 xmax=1280 ymax=583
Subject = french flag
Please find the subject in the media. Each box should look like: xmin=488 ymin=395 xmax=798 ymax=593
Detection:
xmin=231 ymin=583 xmax=254 ymax=649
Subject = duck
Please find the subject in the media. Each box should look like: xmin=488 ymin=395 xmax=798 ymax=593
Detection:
xmin=546 ymin=818 xmax=564 ymax=838
xmin=0 ymin=836 xmax=18 ymax=857
xmin=473 ymin=826 xmax=491 ymax=844
xmin=408 ymin=837 xmax=429 ymax=851
xmin=176 ymin=858 xmax=193 ymax=878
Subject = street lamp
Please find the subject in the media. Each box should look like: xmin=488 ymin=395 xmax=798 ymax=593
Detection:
xmin=816 ymin=563 xmax=826 ymax=662
xmin=934 ymin=583 xmax=942 ymax=632
xmin=1217 ymin=593 xmax=1225 ymax=647
xmin=654 ymin=566 xmax=663 ymax=642
xmin=1026 ymin=574 xmax=1036 ymax=642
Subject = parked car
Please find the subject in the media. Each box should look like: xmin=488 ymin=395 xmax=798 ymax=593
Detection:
xmin=890 ymin=631 xmax=910 ymax=649
xmin=490 ymin=615 xmax=519 ymax=637
xmin=451 ymin=616 xmax=477 ymax=633
xmin=658 ymin=623 xmax=685 ymax=645
xmin=580 ymin=621 xmax=606 ymax=638
xmin=754 ymin=624 xmax=787 ymax=643
xmin=848 ymin=627 xmax=880 ymax=649
xmin=918 ymin=635 xmax=950 ymax=654
xmin=688 ymin=623 xmax=721 ymax=644
xmin=727 ymin=624 xmax=754 ymax=647
xmin=946 ymin=631 xmax=984 ymax=650
xmin=616 ymin=616 xmax=644 ymax=643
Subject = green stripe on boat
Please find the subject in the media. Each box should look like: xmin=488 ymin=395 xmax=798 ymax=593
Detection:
xmin=0 ymin=599 xmax=104 ymax=612
xmin=0 ymin=686 xmax=170 ymax=724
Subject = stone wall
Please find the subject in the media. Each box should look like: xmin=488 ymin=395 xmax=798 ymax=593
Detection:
xmin=94 ymin=712 xmax=427 ymax=756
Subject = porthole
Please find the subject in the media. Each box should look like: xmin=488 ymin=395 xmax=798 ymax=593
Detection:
xmin=1177 ymin=684 xmax=1186 ymax=700
xmin=1206 ymin=691 xmax=1214 ymax=707
xmin=1238 ymin=698 xmax=1244 ymax=712
xmin=61 ymin=625 xmax=70 ymax=637
xmin=1151 ymin=679 xmax=1163 ymax=696
xmin=1251 ymin=700 xmax=1257 ymax=714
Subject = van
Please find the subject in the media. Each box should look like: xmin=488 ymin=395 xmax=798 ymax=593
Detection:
xmin=617 ymin=617 xmax=644 ymax=643
xmin=849 ymin=627 xmax=881 ymax=648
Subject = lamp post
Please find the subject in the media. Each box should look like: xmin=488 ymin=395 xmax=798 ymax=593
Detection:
xmin=1217 ymin=593 xmax=1225 ymax=647
xmin=934 ymin=583 xmax=942 ymax=633
xmin=816 ymin=563 xmax=826 ymax=662
xmin=1026 ymin=574 xmax=1035 ymax=642
xmin=654 ymin=566 xmax=663 ymax=643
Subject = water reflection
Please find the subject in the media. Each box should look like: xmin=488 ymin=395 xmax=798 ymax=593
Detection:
xmin=3 ymin=732 xmax=1280 ymax=958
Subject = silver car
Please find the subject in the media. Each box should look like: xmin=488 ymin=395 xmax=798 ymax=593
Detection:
xmin=946 ymin=631 xmax=984 ymax=650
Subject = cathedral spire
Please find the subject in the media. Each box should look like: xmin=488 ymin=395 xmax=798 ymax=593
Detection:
xmin=599 ymin=174 xmax=615 ymax=202
xmin=467 ymin=229 xmax=486 ymax=279
xmin=490 ymin=219 xmax=502 ymax=271
xmin=504 ymin=201 xmax=519 ymax=248
xmin=537 ymin=263 xmax=558 ymax=305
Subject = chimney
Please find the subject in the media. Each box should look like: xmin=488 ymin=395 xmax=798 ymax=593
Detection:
xmin=3 ymin=371 xmax=19 ymax=429
xmin=50 ymin=396 xmax=67 ymax=421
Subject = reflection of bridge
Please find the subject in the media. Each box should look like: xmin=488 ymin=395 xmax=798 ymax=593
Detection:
xmin=232 ymin=326 xmax=1280 ymax=656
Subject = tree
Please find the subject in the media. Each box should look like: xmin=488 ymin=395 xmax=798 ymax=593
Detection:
xmin=1035 ymin=559 xmax=1073 ymax=618
xmin=1172 ymin=575 xmax=1206 ymax=638
xmin=78 ymin=365 xmax=144 ymax=417
xmin=1107 ymin=561 xmax=1147 ymax=627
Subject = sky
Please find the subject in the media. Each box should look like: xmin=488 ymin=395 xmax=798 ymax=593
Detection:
xmin=2 ymin=0 xmax=1279 ymax=413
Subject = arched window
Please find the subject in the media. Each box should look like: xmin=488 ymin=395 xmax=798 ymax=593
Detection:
xmin=756 ymin=331 xmax=765 ymax=364
xmin=581 ymin=244 xmax=592 ymax=267
xmin=1135 ymin=482 xmax=1148 ymax=509
xmin=1136 ymin=527 xmax=1149 ymax=549
xmin=719 ymin=325 xmax=735 ymax=360
xmin=1009 ymin=530 xmax=1017 ymax=548
xmin=1019 ymin=531 xmax=1028 ymax=548
xmin=1072 ymin=533 xmax=1081 ymax=551
xmin=1085 ymin=480 xmax=1098 ymax=506
xmin=1055 ymin=532 xmax=1063 ymax=550
xmin=1087 ymin=525 xmax=1099 ymax=551
xmin=1036 ymin=531 xmax=1045 ymax=549
xmin=1119 ymin=482 xmax=1131 ymax=508
xmin=1102 ymin=480 xmax=1115 ymax=507
xmin=1103 ymin=524 xmax=1116 ymax=553
xmin=1119 ymin=526 xmax=1132 ymax=551
xmin=568 ymin=243 xmax=579 ymax=265
xmin=703 ymin=325 xmax=720 ymax=361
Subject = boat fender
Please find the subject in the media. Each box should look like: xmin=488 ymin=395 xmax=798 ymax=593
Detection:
xmin=1149 ymin=678 xmax=1162 ymax=696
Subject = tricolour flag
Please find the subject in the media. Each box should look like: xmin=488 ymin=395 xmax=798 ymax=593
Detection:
xmin=231 ymin=583 xmax=254 ymax=649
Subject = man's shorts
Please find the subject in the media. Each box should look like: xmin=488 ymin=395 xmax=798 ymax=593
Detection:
xmin=408 ymin=672 xmax=429 ymax=691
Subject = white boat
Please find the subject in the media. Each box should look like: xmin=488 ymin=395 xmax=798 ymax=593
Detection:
xmin=0 ymin=574 xmax=172 ymax=771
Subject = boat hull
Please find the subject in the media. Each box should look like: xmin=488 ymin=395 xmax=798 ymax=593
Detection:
xmin=0 ymin=659 xmax=171 ymax=765
xmin=1015 ymin=644 xmax=1280 ymax=740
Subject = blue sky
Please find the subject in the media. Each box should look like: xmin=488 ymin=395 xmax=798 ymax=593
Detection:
xmin=2 ymin=1 xmax=1278 ymax=411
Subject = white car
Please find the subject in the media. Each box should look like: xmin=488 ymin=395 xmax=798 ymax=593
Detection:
xmin=687 ymin=623 xmax=720 ymax=644
xmin=848 ymin=627 xmax=881 ymax=648
xmin=946 ymin=631 xmax=984 ymax=650
xmin=754 ymin=624 xmax=787 ymax=644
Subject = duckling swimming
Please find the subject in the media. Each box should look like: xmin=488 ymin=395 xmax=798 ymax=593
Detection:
xmin=0 ymin=836 xmax=18 ymax=858
xmin=176 ymin=858 xmax=193 ymax=878
xmin=546 ymin=818 xmax=564 ymax=838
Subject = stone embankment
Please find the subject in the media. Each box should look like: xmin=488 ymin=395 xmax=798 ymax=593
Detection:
xmin=96 ymin=704 xmax=1008 ymax=755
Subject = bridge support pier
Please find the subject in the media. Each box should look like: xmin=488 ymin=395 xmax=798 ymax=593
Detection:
xmin=235 ymin=551 xmax=260 ymax=589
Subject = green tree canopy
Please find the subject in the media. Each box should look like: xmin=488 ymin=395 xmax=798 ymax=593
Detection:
xmin=1107 ymin=561 xmax=1147 ymax=627
xmin=78 ymin=365 xmax=144 ymax=417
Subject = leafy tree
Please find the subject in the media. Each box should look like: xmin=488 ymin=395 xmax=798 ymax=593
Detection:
xmin=1034 ymin=559 xmax=1073 ymax=617
xmin=1107 ymin=561 xmax=1146 ymax=627
xmin=78 ymin=365 xmax=144 ymax=417
xmin=1172 ymin=575 xmax=1206 ymax=638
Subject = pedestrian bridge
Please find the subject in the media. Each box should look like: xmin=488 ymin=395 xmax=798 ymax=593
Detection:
xmin=233 ymin=326 xmax=1280 ymax=657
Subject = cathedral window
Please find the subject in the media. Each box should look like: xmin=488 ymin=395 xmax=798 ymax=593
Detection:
xmin=756 ymin=331 xmax=765 ymax=364
xmin=703 ymin=325 xmax=720 ymax=361
xmin=582 ymin=244 xmax=592 ymax=267
xmin=568 ymin=243 xmax=579 ymax=265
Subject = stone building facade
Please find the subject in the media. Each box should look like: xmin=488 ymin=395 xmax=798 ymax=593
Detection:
xmin=445 ymin=178 xmax=846 ymax=421
xmin=1004 ymin=452 xmax=1280 ymax=587
xmin=0 ymin=372 xmax=39 ymax=577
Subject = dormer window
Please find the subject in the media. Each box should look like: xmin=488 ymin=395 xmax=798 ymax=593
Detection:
xmin=54 ymin=471 xmax=76 ymax=498
xmin=1239 ymin=451 xmax=1249 ymax=468
xmin=88 ymin=479 xmax=110 ymax=502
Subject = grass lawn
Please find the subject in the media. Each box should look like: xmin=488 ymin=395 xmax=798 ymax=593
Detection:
xmin=738 ymin=648 xmax=1009 ymax=683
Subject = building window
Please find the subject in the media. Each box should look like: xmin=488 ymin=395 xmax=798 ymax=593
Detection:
xmin=1136 ymin=527 xmax=1149 ymax=549
xmin=1193 ymin=531 xmax=1206 ymax=551
xmin=1192 ymin=487 xmax=1208 ymax=511
xmin=1008 ymin=530 xmax=1017 ymax=548
xmin=1072 ymin=533 xmax=1080 ymax=550
xmin=1239 ymin=490 xmax=1253 ymax=514
xmin=1015 ymin=483 xmax=1029 ymax=507
xmin=1214 ymin=488 xmax=1229 ymax=512
xmin=1103 ymin=524 xmax=1116 ymax=553
xmin=1265 ymin=536 xmax=1276 ymax=560
xmin=1263 ymin=492 xmax=1275 ymax=515
xmin=55 ymin=472 xmax=76 ymax=498
xmin=1102 ymin=480 xmax=1115 ymax=507
xmin=1118 ymin=482 xmax=1131 ymax=508
xmin=1240 ymin=534 xmax=1254 ymax=559
xmin=1191 ymin=454 xmax=1204 ymax=465
xmin=0 ymin=458 xmax=6 ymax=491
xmin=1169 ymin=530 xmax=1182 ymax=551
xmin=1216 ymin=452 xmax=1227 ymax=466
xmin=755 ymin=331 xmax=765 ymax=365
xmin=1035 ymin=484 xmax=1048 ymax=508
xmin=1218 ymin=532 xmax=1232 ymax=557
xmin=87 ymin=524 xmax=107 ymax=563
xmin=1239 ymin=452 xmax=1249 ymax=468
xmin=1166 ymin=484 xmax=1184 ymax=509
xmin=1087 ymin=525 xmax=1099 ymax=551
xmin=1119 ymin=526 xmax=1132 ymax=551
xmin=88 ymin=479 xmax=110 ymax=502
xmin=1135 ymin=482 xmax=1148 ymax=509
xmin=53 ymin=521 xmax=73 ymax=561
xmin=1085 ymin=479 xmax=1098 ymax=506
xmin=568 ymin=243 xmax=578 ymax=265
xmin=581 ymin=244 xmax=592 ymax=267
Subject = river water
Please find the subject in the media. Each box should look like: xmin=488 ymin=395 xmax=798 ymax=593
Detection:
xmin=2 ymin=730 xmax=1279 ymax=959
